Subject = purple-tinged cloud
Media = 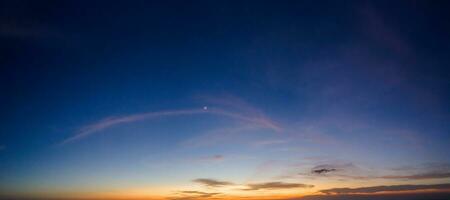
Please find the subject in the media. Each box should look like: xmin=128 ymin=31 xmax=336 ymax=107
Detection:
xmin=358 ymin=2 xmax=413 ymax=58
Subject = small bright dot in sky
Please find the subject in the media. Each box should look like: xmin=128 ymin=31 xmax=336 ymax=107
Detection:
xmin=203 ymin=106 xmax=208 ymax=110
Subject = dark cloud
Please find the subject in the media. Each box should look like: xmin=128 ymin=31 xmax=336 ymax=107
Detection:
xmin=302 ymin=163 xmax=360 ymax=178
xmin=311 ymin=165 xmax=338 ymax=174
xmin=312 ymin=168 xmax=336 ymax=174
xmin=192 ymin=178 xmax=234 ymax=187
xmin=320 ymin=183 xmax=450 ymax=194
xmin=299 ymin=192 xmax=450 ymax=200
xmin=311 ymin=172 xmax=450 ymax=181
xmin=243 ymin=182 xmax=313 ymax=191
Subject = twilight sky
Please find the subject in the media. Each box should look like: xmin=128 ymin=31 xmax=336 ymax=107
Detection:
xmin=1 ymin=1 xmax=450 ymax=199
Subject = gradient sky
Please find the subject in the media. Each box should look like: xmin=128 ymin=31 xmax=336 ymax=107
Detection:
xmin=1 ymin=1 xmax=450 ymax=199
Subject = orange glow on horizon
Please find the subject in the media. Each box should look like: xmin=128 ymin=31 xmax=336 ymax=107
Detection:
xmin=6 ymin=188 xmax=450 ymax=200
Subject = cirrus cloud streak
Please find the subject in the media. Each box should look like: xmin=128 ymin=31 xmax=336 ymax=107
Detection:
xmin=60 ymin=107 xmax=281 ymax=145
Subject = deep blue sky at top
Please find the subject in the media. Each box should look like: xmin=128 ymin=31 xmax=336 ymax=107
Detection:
xmin=1 ymin=0 xmax=450 ymax=180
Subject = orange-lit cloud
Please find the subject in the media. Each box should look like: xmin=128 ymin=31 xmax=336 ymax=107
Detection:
xmin=243 ymin=182 xmax=314 ymax=191
xmin=171 ymin=190 xmax=222 ymax=200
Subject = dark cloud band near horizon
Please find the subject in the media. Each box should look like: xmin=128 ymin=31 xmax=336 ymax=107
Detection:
xmin=320 ymin=183 xmax=450 ymax=194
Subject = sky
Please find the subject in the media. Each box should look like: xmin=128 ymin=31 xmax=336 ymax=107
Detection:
xmin=1 ymin=1 xmax=450 ymax=200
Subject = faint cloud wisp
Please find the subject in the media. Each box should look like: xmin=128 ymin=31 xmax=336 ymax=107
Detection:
xmin=193 ymin=178 xmax=235 ymax=187
xmin=60 ymin=104 xmax=281 ymax=145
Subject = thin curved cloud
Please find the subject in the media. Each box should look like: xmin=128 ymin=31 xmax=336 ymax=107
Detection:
xmin=60 ymin=106 xmax=281 ymax=145
xmin=243 ymin=182 xmax=313 ymax=191
xmin=193 ymin=178 xmax=234 ymax=187
xmin=320 ymin=183 xmax=450 ymax=194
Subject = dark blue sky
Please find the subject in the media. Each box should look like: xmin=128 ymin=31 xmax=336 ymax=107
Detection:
xmin=1 ymin=1 xmax=450 ymax=199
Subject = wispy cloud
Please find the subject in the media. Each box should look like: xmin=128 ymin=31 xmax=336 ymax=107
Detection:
xmin=320 ymin=183 xmax=450 ymax=194
xmin=182 ymin=125 xmax=263 ymax=147
xmin=60 ymin=108 xmax=204 ymax=145
xmin=243 ymin=182 xmax=313 ymax=191
xmin=197 ymin=94 xmax=283 ymax=132
xmin=171 ymin=191 xmax=221 ymax=199
xmin=60 ymin=105 xmax=281 ymax=145
xmin=252 ymin=139 xmax=289 ymax=147
xmin=192 ymin=178 xmax=234 ymax=187
xmin=207 ymin=107 xmax=282 ymax=132
xmin=391 ymin=162 xmax=450 ymax=172
xmin=358 ymin=2 xmax=413 ymax=58
xmin=197 ymin=155 xmax=225 ymax=162
xmin=188 ymin=155 xmax=226 ymax=164
xmin=379 ymin=172 xmax=450 ymax=180
xmin=178 ymin=191 xmax=218 ymax=195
